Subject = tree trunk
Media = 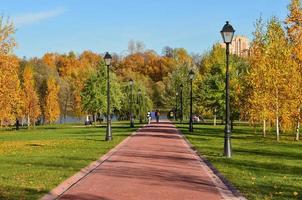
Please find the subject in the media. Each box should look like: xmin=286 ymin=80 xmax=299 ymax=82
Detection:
xmin=94 ymin=113 xmax=97 ymax=126
xmin=214 ymin=108 xmax=216 ymax=126
xmin=296 ymin=121 xmax=300 ymax=141
xmin=16 ymin=119 xmax=20 ymax=130
xmin=276 ymin=115 xmax=280 ymax=142
xmin=263 ymin=119 xmax=266 ymax=137
xmin=64 ymin=96 xmax=68 ymax=124
xmin=27 ymin=114 xmax=30 ymax=128
xmin=296 ymin=108 xmax=300 ymax=141
xmin=276 ymin=88 xmax=280 ymax=142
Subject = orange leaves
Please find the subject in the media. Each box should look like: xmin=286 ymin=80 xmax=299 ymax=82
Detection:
xmin=79 ymin=51 xmax=102 ymax=69
xmin=22 ymin=65 xmax=41 ymax=125
xmin=0 ymin=54 xmax=22 ymax=124
xmin=44 ymin=77 xmax=60 ymax=124
xmin=42 ymin=53 xmax=58 ymax=69
xmin=56 ymin=55 xmax=79 ymax=77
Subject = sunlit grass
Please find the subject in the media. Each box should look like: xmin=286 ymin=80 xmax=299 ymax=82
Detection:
xmin=177 ymin=123 xmax=302 ymax=200
xmin=0 ymin=121 xmax=141 ymax=200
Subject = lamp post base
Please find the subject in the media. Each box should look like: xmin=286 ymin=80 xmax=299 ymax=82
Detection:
xmin=130 ymin=118 xmax=135 ymax=128
xmin=189 ymin=119 xmax=193 ymax=132
xmin=105 ymin=135 xmax=112 ymax=141
xmin=105 ymin=125 xmax=112 ymax=141
xmin=224 ymin=134 xmax=232 ymax=158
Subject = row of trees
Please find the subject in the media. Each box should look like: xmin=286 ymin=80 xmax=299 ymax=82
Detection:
xmin=243 ymin=0 xmax=302 ymax=141
xmin=0 ymin=49 xmax=156 ymax=127
xmin=0 ymin=0 xmax=301 ymax=141
xmin=162 ymin=0 xmax=302 ymax=141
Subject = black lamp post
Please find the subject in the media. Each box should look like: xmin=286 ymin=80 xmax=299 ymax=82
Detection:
xmin=175 ymin=92 xmax=178 ymax=121
xmin=180 ymin=84 xmax=183 ymax=123
xmin=138 ymin=89 xmax=142 ymax=123
xmin=129 ymin=79 xmax=134 ymax=128
xmin=221 ymin=21 xmax=235 ymax=158
xmin=189 ymin=70 xmax=195 ymax=132
xmin=104 ymin=52 xmax=112 ymax=141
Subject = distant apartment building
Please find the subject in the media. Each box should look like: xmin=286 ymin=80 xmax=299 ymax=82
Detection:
xmin=221 ymin=35 xmax=250 ymax=57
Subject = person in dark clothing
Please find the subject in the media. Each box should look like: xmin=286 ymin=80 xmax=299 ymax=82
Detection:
xmin=155 ymin=110 xmax=160 ymax=123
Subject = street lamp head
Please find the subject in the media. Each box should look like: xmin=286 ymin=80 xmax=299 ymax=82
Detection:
xmin=189 ymin=70 xmax=195 ymax=80
xmin=176 ymin=92 xmax=179 ymax=96
xmin=138 ymin=89 xmax=141 ymax=95
xmin=129 ymin=78 xmax=134 ymax=86
xmin=220 ymin=21 xmax=235 ymax=44
xmin=104 ymin=52 xmax=112 ymax=66
xmin=180 ymin=84 xmax=183 ymax=89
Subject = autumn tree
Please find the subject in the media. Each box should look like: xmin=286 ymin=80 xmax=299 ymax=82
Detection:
xmin=44 ymin=77 xmax=60 ymax=123
xmin=42 ymin=53 xmax=58 ymax=69
xmin=0 ymin=16 xmax=16 ymax=54
xmin=56 ymin=53 xmax=80 ymax=77
xmin=0 ymin=54 xmax=23 ymax=127
xmin=22 ymin=64 xmax=41 ymax=127
xmin=79 ymin=51 xmax=102 ymax=70
xmin=0 ymin=18 xmax=22 ymax=127
xmin=264 ymin=17 xmax=299 ymax=141
xmin=285 ymin=0 xmax=302 ymax=140
xmin=244 ymin=17 xmax=272 ymax=136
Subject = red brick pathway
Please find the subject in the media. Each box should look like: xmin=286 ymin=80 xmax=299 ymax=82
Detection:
xmin=42 ymin=121 xmax=244 ymax=200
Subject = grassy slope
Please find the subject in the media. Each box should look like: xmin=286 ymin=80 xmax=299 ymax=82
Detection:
xmin=0 ymin=121 xmax=139 ymax=200
xmin=177 ymin=123 xmax=302 ymax=200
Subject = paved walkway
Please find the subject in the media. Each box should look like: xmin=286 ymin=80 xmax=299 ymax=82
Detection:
xmin=42 ymin=120 xmax=244 ymax=200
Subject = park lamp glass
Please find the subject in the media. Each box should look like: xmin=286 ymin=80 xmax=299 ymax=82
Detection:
xmin=129 ymin=78 xmax=134 ymax=86
xmin=138 ymin=89 xmax=142 ymax=95
xmin=189 ymin=70 xmax=195 ymax=80
xmin=176 ymin=92 xmax=179 ymax=96
xmin=220 ymin=21 xmax=235 ymax=44
xmin=104 ymin=52 xmax=112 ymax=66
xmin=180 ymin=84 xmax=183 ymax=89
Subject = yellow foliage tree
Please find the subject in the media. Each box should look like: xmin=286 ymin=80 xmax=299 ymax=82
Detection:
xmin=42 ymin=53 xmax=58 ymax=69
xmin=247 ymin=17 xmax=300 ymax=141
xmin=0 ymin=54 xmax=23 ymax=126
xmin=44 ymin=77 xmax=60 ymax=123
xmin=285 ymin=0 xmax=302 ymax=140
xmin=22 ymin=65 xmax=41 ymax=127
xmin=246 ymin=17 xmax=272 ymax=137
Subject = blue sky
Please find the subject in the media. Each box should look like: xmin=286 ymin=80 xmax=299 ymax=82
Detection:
xmin=1 ymin=0 xmax=289 ymax=58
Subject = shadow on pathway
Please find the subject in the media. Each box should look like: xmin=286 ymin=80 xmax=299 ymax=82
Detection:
xmin=42 ymin=120 xmax=244 ymax=200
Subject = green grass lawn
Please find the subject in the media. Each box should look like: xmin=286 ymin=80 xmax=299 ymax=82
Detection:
xmin=0 ymin=121 xmax=141 ymax=200
xmin=177 ymin=123 xmax=302 ymax=200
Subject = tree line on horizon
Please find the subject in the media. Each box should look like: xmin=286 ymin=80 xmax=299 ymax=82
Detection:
xmin=0 ymin=0 xmax=301 ymax=141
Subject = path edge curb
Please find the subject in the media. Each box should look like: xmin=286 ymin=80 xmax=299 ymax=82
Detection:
xmin=174 ymin=123 xmax=248 ymax=200
xmin=40 ymin=125 xmax=146 ymax=200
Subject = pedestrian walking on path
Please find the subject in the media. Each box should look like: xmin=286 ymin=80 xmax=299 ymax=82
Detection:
xmin=147 ymin=111 xmax=151 ymax=124
xmin=42 ymin=120 xmax=245 ymax=200
xmin=155 ymin=109 xmax=160 ymax=123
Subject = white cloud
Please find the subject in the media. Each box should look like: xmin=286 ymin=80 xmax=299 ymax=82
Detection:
xmin=13 ymin=7 xmax=66 ymax=27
